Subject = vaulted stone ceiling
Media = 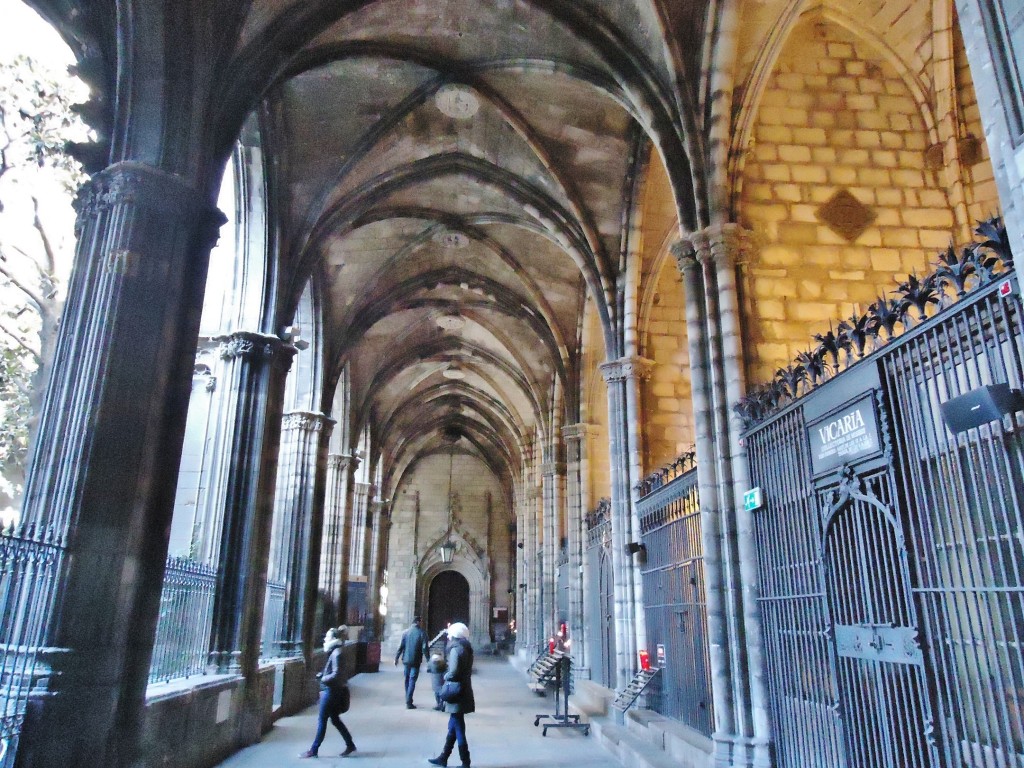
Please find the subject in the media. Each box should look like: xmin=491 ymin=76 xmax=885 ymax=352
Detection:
xmin=248 ymin=0 xmax=696 ymax=498
xmin=34 ymin=0 xmax=701 ymax=499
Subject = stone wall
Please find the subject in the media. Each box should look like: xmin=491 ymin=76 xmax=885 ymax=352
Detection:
xmin=739 ymin=17 xmax=963 ymax=384
xmin=641 ymin=258 xmax=693 ymax=470
xmin=383 ymin=451 xmax=510 ymax=651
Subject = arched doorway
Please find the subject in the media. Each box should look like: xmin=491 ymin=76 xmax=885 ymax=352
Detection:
xmin=427 ymin=570 xmax=470 ymax=638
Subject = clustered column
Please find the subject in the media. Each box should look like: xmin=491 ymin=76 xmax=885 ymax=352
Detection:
xmin=320 ymin=453 xmax=358 ymax=629
xmin=674 ymin=225 xmax=771 ymax=768
xmin=17 ymin=163 xmax=225 ymax=768
xmin=599 ymin=356 xmax=652 ymax=691
xmin=270 ymin=411 xmax=334 ymax=657
xmin=561 ymin=423 xmax=593 ymax=671
xmin=207 ymin=331 xmax=296 ymax=678
xmin=540 ymin=453 xmax=564 ymax=642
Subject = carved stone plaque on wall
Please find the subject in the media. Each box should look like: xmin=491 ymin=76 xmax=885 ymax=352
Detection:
xmin=816 ymin=188 xmax=877 ymax=242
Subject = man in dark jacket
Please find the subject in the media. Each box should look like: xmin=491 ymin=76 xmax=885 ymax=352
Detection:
xmin=395 ymin=616 xmax=429 ymax=708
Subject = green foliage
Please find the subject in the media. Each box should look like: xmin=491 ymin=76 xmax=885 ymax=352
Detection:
xmin=0 ymin=54 xmax=85 ymax=193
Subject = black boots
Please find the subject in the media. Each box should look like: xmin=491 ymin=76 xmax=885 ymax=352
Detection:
xmin=428 ymin=734 xmax=457 ymax=766
xmin=458 ymin=745 xmax=471 ymax=767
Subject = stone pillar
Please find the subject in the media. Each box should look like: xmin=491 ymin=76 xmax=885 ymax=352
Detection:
xmin=540 ymin=456 xmax=564 ymax=641
xmin=320 ymin=453 xmax=357 ymax=629
xmin=16 ymin=163 xmax=224 ymax=768
xmin=561 ymin=423 xmax=593 ymax=672
xmin=674 ymin=240 xmax=735 ymax=758
xmin=678 ymin=226 xmax=771 ymax=768
xmin=270 ymin=411 xmax=334 ymax=656
xmin=600 ymin=357 xmax=652 ymax=691
xmin=366 ymin=499 xmax=387 ymax=637
xmin=349 ymin=482 xmax=372 ymax=577
xmin=207 ymin=331 xmax=296 ymax=677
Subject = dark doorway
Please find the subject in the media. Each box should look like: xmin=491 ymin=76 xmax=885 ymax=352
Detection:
xmin=428 ymin=570 xmax=470 ymax=638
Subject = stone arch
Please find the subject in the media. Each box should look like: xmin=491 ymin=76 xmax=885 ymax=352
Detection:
xmin=417 ymin=526 xmax=491 ymax=647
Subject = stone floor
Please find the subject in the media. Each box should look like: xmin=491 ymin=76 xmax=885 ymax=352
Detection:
xmin=216 ymin=655 xmax=619 ymax=768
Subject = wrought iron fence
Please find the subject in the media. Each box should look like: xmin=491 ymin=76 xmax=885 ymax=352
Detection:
xmin=584 ymin=499 xmax=615 ymax=687
xmin=148 ymin=556 xmax=217 ymax=684
xmin=635 ymin=448 xmax=696 ymax=496
xmin=636 ymin=465 xmax=713 ymax=736
xmin=746 ymin=272 xmax=1024 ymax=768
xmin=0 ymin=523 xmax=65 ymax=768
xmin=260 ymin=580 xmax=288 ymax=660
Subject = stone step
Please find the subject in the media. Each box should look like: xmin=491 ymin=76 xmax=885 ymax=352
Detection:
xmin=593 ymin=722 xmax=681 ymax=768
xmin=570 ymin=678 xmax=613 ymax=718
xmin=625 ymin=708 xmax=665 ymax=742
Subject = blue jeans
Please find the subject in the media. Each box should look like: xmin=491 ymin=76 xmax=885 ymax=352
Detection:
xmin=446 ymin=712 xmax=468 ymax=749
xmin=309 ymin=689 xmax=354 ymax=755
xmin=403 ymin=664 xmax=420 ymax=704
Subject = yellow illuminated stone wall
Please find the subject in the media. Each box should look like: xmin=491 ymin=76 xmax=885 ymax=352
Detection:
xmin=740 ymin=18 xmax=962 ymax=384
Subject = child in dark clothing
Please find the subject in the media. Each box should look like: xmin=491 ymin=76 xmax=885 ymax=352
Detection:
xmin=427 ymin=652 xmax=447 ymax=711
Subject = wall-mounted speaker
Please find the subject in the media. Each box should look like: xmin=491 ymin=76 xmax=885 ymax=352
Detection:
xmin=939 ymin=384 xmax=1024 ymax=434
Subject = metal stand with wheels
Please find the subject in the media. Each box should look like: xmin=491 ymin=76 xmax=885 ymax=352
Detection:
xmin=533 ymin=655 xmax=589 ymax=736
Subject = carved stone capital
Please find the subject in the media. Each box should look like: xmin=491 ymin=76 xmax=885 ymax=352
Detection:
xmin=671 ymin=239 xmax=701 ymax=276
xmin=681 ymin=223 xmax=751 ymax=270
xmin=599 ymin=356 xmax=655 ymax=383
xmin=74 ymin=161 xmax=226 ymax=249
xmin=215 ymin=331 xmax=297 ymax=369
xmin=328 ymin=453 xmax=359 ymax=472
xmin=282 ymin=411 xmax=336 ymax=435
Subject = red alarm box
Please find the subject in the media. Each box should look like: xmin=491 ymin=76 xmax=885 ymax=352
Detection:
xmin=639 ymin=649 xmax=651 ymax=671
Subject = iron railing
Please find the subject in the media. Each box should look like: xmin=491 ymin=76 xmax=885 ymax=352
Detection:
xmin=636 ymin=465 xmax=713 ymax=736
xmin=148 ymin=556 xmax=217 ymax=684
xmin=746 ymin=272 xmax=1024 ymax=768
xmin=0 ymin=523 xmax=65 ymax=768
xmin=635 ymin=448 xmax=696 ymax=496
xmin=260 ymin=580 xmax=287 ymax=660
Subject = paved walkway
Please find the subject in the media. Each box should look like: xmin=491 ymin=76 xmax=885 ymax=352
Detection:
xmin=216 ymin=656 xmax=619 ymax=768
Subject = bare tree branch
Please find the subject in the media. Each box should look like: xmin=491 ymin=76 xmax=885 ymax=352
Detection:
xmin=0 ymin=319 xmax=40 ymax=364
xmin=0 ymin=260 xmax=45 ymax=316
xmin=30 ymin=195 xmax=56 ymax=276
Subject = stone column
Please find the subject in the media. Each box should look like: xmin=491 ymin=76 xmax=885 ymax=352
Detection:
xmin=207 ymin=331 xmax=296 ymax=678
xmin=673 ymin=240 xmax=735 ymax=758
xmin=320 ymin=454 xmax=357 ymax=629
xmin=600 ymin=357 xmax=652 ymax=691
xmin=366 ymin=499 xmax=387 ymax=637
xmin=349 ymin=482 xmax=372 ymax=577
xmin=540 ymin=456 xmax=565 ymax=641
xmin=561 ymin=423 xmax=592 ymax=671
xmin=16 ymin=163 xmax=224 ymax=768
xmin=270 ymin=411 xmax=334 ymax=656
xmin=678 ymin=226 xmax=771 ymax=768
xmin=701 ymin=225 xmax=772 ymax=767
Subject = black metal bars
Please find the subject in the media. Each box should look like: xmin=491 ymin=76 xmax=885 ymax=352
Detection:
xmin=148 ymin=555 xmax=217 ymax=684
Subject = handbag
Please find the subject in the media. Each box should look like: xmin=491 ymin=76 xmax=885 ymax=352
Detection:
xmin=333 ymin=683 xmax=351 ymax=714
xmin=438 ymin=680 xmax=461 ymax=703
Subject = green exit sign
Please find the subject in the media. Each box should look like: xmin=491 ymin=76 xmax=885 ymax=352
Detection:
xmin=743 ymin=487 xmax=763 ymax=512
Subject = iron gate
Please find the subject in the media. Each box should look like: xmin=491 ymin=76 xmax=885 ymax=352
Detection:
xmin=747 ymin=274 xmax=1024 ymax=767
xmin=584 ymin=499 xmax=615 ymax=687
xmin=821 ymin=469 xmax=938 ymax=767
xmin=637 ymin=465 xmax=713 ymax=735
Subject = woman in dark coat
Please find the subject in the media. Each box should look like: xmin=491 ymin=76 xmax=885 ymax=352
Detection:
xmin=428 ymin=622 xmax=475 ymax=767
xmin=301 ymin=626 xmax=357 ymax=759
